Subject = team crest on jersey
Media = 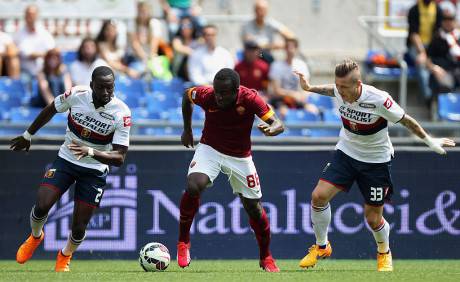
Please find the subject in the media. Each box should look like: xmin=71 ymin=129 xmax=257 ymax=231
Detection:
xmin=236 ymin=106 xmax=246 ymax=115
xmin=123 ymin=116 xmax=132 ymax=127
xmin=384 ymin=98 xmax=393 ymax=109
xmin=190 ymin=161 xmax=196 ymax=168
xmin=81 ymin=128 xmax=91 ymax=138
xmin=100 ymin=112 xmax=115 ymax=121
xmin=44 ymin=169 xmax=56 ymax=178
xmin=349 ymin=121 xmax=358 ymax=131
xmin=359 ymin=103 xmax=376 ymax=109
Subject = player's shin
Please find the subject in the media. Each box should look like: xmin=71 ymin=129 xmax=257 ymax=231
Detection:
xmin=30 ymin=205 xmax=48 ymax=238
xmin=249 ymin=208 xmax=271 ymax=260
xmin=178 ymin=191 xmax=200 ymax=243
xmin=311 ymin=203 xmax=331 ymax=246
xmin=371 ymin=218 xmax=390 ymax=253
xmin=62 ymin=232 xmax=85 ymax=256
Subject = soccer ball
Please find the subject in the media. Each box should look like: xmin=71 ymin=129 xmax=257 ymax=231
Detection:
xmin=139 ymin=242 xmax=170 ymax=271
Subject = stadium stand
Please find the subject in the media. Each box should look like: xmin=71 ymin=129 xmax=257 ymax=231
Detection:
xmin=438 ymin=93 xmax=460 ymax=121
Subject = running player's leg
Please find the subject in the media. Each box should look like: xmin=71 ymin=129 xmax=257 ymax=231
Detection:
xmin=223 ymin=155 xmax=279 ymax=272
xmin=17 ymin=158 xmax=75 ymax=264
xmin=300 ymin=150 xmax=355 ymax=268
xmin=178 ymin=144 xmax=221 ymax=268
xmin=55 ymin=199 xmax=96 ymax=272
xmin=55 ymin=165 xmax=106 ymax=272
xmin=357 ymin=160 xmax=393 ymax=271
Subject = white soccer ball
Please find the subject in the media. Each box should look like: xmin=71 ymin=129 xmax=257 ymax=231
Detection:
xmin=139 ymin=242 xmax=170 ymax=271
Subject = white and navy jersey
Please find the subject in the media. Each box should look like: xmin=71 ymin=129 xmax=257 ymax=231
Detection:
xmin=334 ymin=84 xmax=405 ymax=163
xmin=54 ymin=85 xmax=131 ymax=172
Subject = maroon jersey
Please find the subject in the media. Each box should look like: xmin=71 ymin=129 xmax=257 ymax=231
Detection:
xmin=187 ymin=85 xmax=274 ymax=157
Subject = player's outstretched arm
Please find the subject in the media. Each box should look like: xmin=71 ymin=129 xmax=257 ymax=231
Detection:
xmin=399 ymin=114 xmax=456 ymax=154
xmin=10 ymin=102 xmax=57 ymax=152
xmin=67 ymin=141 xmax=128 ymax=167
xmin=258 ymin=114 xmax=285 ymax=137
xmin=293 ymin=70 xmax=335 ymax=97
xmin=181 ymin=90 xmax=194 ymax=148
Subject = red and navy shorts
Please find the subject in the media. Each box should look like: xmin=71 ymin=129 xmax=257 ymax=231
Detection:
xmin=40 ymin=156 xmax=108 ymax=207
xmin=320 ymin=150 xmax=393 ymax=206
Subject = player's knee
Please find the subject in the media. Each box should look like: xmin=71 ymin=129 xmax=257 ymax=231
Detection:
xmin=34 ymin=203 xmax=51 ymax=217
xmin=311 ymin=189 xmax=329 ymax=206
xmin=71 ymin=225 xmax=87 ymax=241
xmin=186 ymin=175 xmax=208 ymax=196
xmin=365 ymin=213 xmax=382 ymax=229
xmin=246 ymin=204 xmax=262 ymax=220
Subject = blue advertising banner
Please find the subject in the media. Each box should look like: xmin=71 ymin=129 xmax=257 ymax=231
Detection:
xmin=1 ymin=148 xmax=459 ymax=260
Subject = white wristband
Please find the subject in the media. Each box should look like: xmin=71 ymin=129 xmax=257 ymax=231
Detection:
xmin=22 ymin=131 xmax=32 ymax=141
xmin=87 ymin=147 xmax=95 ymax=157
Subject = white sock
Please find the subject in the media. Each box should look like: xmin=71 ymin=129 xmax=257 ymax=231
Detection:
xmin=372 ymin=218 xmax=390 ymax=253
xmin=311 ymin=203 xmax=331 ymax=246
xmin=62 ymin=232 xmax=85 ymax=256
xmin=30 ymin=206 xmax=48 ymax=238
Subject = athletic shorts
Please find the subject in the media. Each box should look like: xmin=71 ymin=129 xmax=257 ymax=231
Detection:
xmin=320 ymin=150 xmax=393 ymax=206
xmin=187 ymin=143 xmax=262 ymax=199
xmin=40 ymin=156 xmax=108 ymax=207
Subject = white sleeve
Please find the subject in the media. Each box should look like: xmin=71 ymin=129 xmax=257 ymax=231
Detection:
xmin=54 ymin=89 xmax=74 ymax=113
xmin=377 ymin=94 xmax=405 ymax=123
xmin=112 ymin=110 xmax=131 ymax=147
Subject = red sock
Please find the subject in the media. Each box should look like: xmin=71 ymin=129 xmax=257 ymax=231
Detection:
xmin=249 ymin=209 xmax=271 ymax=260
xmin=178 ymin=191 xmax=200 ymax=243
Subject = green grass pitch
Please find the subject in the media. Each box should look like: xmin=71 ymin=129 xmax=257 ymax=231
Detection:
xmin=1 ymin=260 xmax=460 ymax=281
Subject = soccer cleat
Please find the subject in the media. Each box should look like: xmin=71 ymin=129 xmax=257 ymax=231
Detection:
xmin=177 ymin=242 xmax=191 ymax=268
xmin=259 ymin=255 xmax=280 ymax=272
xmin=16 ymin=231 xmax=44 ymax=264
xmin=299 ymin=242 xmax=332 ymax=268
xmin=377 ymin=251 xmax=393 ymax=272
xmin=55 ymin=250 xmax=72 ymax=272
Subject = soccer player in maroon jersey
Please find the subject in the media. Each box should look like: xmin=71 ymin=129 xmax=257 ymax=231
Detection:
xmin=177 ymin=68 xmax=284 ymax=272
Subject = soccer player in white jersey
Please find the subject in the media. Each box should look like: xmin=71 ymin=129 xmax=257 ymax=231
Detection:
xmin=10 ymin=66 xmax=131 ymax=272
xmin=294 ymin=59 xmax=455 ymax=271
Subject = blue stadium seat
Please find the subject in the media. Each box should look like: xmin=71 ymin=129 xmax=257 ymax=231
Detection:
xmin=9 ymin=107 xmax=41 ymax=123
xmin=131 ymin=107 xmax=161 ymax=121
xmin=323 ymin=109 xmax=341 ymax=123
xmin=307 ymin=95 xmax=335 ymax=111
xmin=151 ymin=78 xmax=185 ymax=94
xmin=364 ymin=50 xmax=417 ymax=80
xmin=0 ymin=78 xmax=29 ymax=110
xmin=192 ymin=106 xmax=205 ymax=121
xmin=284 ymin=109 xmax=320 ymax=124
xmin=283 ymin=109 xmax=321 ymax=136
xmin=438 ymin=93 xmax=460 ymax=121
xmin=146 ymin=92 xmax=180 ymax=113
xmin=115 ymin=76 xmax=147 ymax=108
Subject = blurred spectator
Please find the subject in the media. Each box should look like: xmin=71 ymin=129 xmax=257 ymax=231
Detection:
xmin=187 ymin=24 xmax=234 ymax=85
xmin=0 ymin=31 xmax=20 ymax=78
xmin=69 ymin=38 xmax=107 ymax=86
xmin=269 ymin=38 xmax=318 ymax=116
xmin=426 ymin=1 xmax=460 ymax=118
xmin=96 ymin=20 xmax=140 ymax=78
xmin=407 ymin=0 xmax=443 ymax=103
xmin=160 ymin=0 xmax=205 ymax=39
xmin=14 ymin=5 xmax=55 ymax=78
xmin=31 ymin=48 xmax=72 ymax=108
xmin=234 ymin=40 xmax=269 ymax=95
xmin=171 ymin=16 xmax=201 ymax=81
xmin=127 ymin=1 xmax=173 ymax=74
xmin=241 ymin=0 xmax=295 ymax=64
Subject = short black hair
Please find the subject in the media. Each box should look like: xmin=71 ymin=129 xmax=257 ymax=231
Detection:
xmin=91 ymin=66 xmax=114 ymax=81
xmin=214 ymin=68 xmax=240 ymax=89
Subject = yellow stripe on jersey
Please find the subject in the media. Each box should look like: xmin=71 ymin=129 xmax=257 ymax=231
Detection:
xmin=186 ymin=87 xmax=196 ymax=104
xmin=260 ymin=109 xmax=275 ymax=122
